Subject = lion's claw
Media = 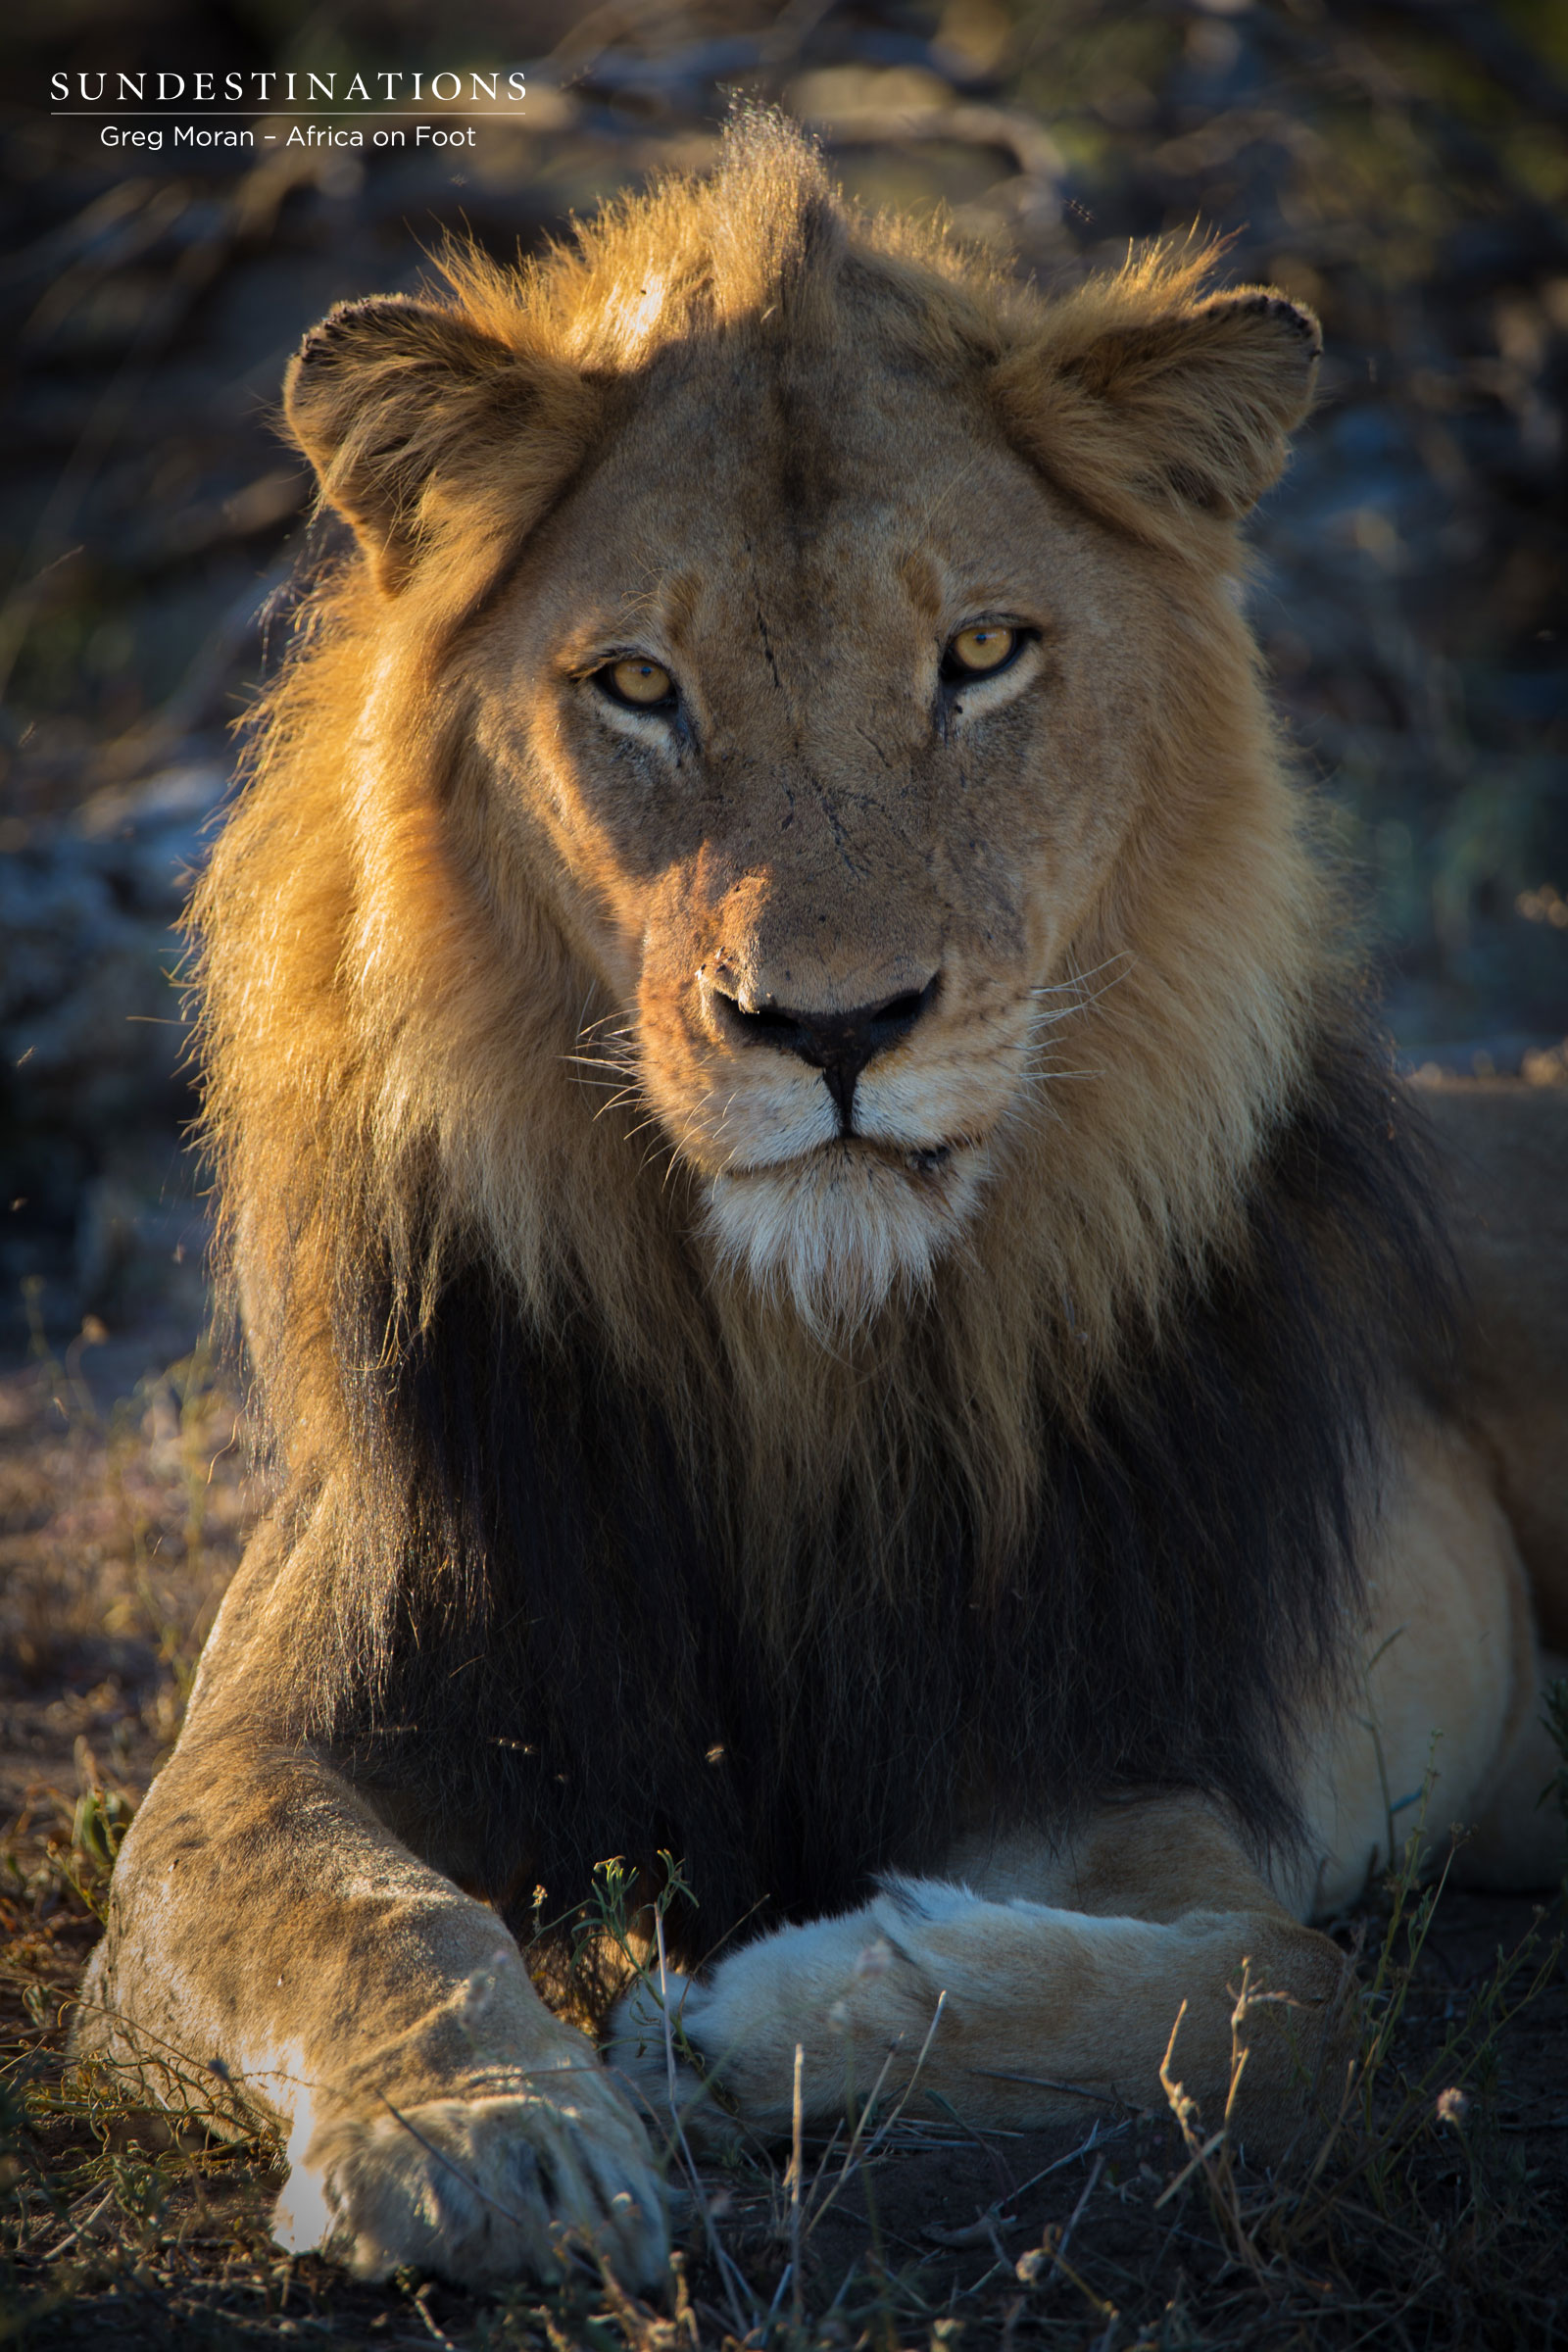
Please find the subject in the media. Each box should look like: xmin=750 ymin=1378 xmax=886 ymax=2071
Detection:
xmin=271 ymin=2075 xmax=670 ymax=2290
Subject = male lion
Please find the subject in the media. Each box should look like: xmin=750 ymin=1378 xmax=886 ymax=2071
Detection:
xmin=80 ymin=117 xmax=1566 ymax=2288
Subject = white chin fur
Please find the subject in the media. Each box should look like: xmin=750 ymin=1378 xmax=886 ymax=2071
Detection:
xmin=703 ymin=1143 xmax=988 ymax=1336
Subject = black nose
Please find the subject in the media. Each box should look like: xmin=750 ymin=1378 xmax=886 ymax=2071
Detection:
xmin=713 ymin=976 xmax=939 ymax=1131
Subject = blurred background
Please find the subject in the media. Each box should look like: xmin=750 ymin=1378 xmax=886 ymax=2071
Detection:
xmin=3 ymin=0 xmax=1566 ymax=1355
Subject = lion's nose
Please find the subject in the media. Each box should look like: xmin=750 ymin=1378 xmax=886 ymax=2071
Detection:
xmin=711 ymin=976 xmax=939 ymax=1131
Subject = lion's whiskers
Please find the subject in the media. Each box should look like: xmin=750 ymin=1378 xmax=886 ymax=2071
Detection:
xmin=590 ymin=1089 xmax=643 ymax=1125
xmin=574 ymin=1004 xmax=633 ymax=1040
xmin=1030 ymin=950 xmax=1135 ymax=1000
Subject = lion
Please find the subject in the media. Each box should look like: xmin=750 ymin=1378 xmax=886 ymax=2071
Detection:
xmin=77 ymin=115 xmax=1567 ymax=2291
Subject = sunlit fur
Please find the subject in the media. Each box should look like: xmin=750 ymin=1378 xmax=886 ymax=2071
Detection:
xmin=190 ymin=116 xmax=1443 ymax=1893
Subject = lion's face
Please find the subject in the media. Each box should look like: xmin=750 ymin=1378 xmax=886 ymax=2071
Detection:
xmin=467 ymin=352 xmax=1164 ymax=1324
xmin=281 ymin=126 xmax=1319 ymax=1334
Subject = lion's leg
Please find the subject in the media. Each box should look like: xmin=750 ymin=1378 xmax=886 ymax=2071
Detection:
xmin=611 ymin=1797 xmax=1348 ymax=2151
xmin=611 ymin=1419 xmax=1567 ymax=2153
xmin=1291 ymin=1417 xmax=1566 ymax=1911
xmin=76 ymin=1708 xmax=668 ymax=2288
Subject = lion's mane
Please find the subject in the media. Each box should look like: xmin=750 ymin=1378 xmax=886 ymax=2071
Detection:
xmin=194 ymin=120 xmax=1451 ymax=1953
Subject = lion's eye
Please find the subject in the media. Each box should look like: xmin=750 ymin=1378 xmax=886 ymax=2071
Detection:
xmin=598 ymin=657 xmax=676 ymax=711
xmin=942 ymin=624 xmax=1019 ymax=680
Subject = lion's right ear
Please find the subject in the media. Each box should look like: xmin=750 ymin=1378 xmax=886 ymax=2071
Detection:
xmin=283 ymin=296 xmax=591 ymax=594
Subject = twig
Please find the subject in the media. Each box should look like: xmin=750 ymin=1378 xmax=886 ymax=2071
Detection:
xmin=923 ymin=2118 xmax=1131 ymax=2246
xmin=801 ymin=1988 xmax=948 ymax=2240
xmin=789 ymin=2039 xmax=805 ymax=2332
xmin=799 ymin=2047 xmax=902 ymax=2238
xmin=653 ymin=1907 xmax=756 ymax=2336
xmin=1153 ymin=2129 xmax=1230 ymax=2212
xmin=379 ymin=2095 xmax=532 ymax=2232
xmin=964 ymin=2068 xmax=1119 ymax=2105
xmin=49 ymin=2185 xmax=116 ymax=2260
xmin=413 ymin=2281 xmax=460 ymax=2349
xmin=924 ymin=2212 xmax=1021 ymax=2249
xmin=1017 ymin=2151 xmax=1105 ymax=2287
xmin=1055 ymin=2152 xmax=1103 ymax=2270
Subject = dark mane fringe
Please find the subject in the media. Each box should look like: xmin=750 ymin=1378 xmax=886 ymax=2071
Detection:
xmin=304 ymin=1018 xmax=1453 ymax=1961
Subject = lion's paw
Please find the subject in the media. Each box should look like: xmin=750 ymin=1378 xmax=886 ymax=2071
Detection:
xmin=605 ymin=1897 xmax=958 ymax=2139
xmin=604 ymin=1977 xmax=749 ymax=2159
xmin=271 ymin=2067 xmax=669 ymax=2290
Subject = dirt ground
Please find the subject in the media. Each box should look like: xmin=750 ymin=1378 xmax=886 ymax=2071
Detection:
xmin=3 ymin=1313 xmax=1568 ymax=2350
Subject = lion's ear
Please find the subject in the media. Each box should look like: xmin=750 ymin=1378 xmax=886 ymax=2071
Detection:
xmin=994 ymin=284 xmax=1321 ymax=552
xmin=283 ymin=296 xmax=589 ymax=594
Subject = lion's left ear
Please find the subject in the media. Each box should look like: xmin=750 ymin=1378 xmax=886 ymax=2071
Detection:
xmin=993 ymin=284 xmax=1321 ymax=552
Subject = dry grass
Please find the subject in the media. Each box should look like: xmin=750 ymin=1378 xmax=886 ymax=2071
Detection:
xmin=3 ymin=1323 xmax=1567 ymax=2349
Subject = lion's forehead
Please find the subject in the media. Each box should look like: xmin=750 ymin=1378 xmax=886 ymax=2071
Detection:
xmin=560 ymin=350 xmax=1071 ymax=639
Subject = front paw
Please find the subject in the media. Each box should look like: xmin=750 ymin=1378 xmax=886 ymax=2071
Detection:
xmin=608 ymin=1900 xmax=952 ymax=2138
xmin=605 ymin=1977 xmax=747 ymax=2160
xmin=271 ymin=2062 xmax=669 ymax=2290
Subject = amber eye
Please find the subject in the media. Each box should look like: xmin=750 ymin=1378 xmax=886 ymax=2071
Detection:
xmin=599 ymin=656 xmax=676 ymax=711
xmin=942 ymin=623 xmax=1019 ymax=680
